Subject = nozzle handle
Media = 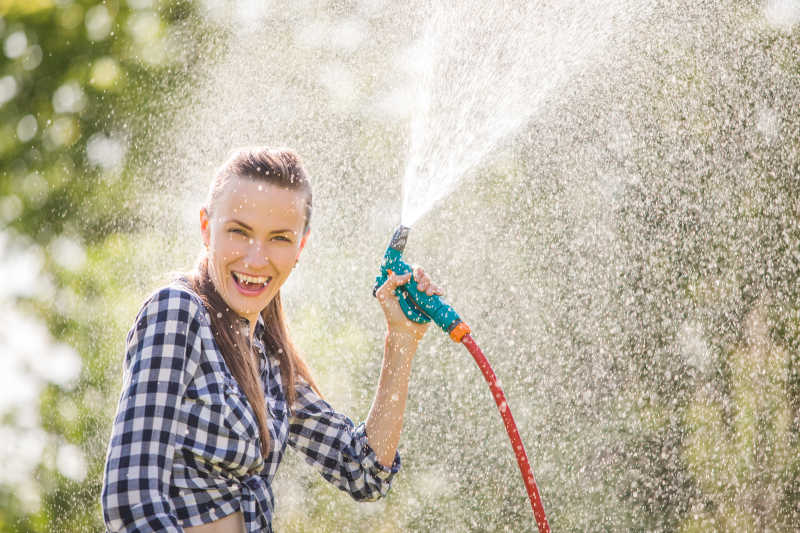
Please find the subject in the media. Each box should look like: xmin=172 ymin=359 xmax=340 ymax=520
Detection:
xmin=374 ymin=251 xmax=431 ymax=325
xmin=375 ymin=249 xmax=466 ymax=339
xmin=390 ymin=262 xmax=433 ymax=326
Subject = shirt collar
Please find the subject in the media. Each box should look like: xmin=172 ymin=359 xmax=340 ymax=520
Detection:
xmin=232 ymin=313 xmax=264 ymax=342
xmin=254 ymin=313 xmax=265 ymax=339
xmin=252 ymin=314 xmax=268 ymax=374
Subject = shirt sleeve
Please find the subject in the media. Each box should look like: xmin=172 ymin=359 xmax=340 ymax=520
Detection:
xmin=287 ymin=380 xmax=401 ymax=502
xmin=102 ymin=287 xmax=204 ymax=532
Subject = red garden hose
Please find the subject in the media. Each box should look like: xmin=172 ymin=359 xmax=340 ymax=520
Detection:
xmin=376 ymin=226 xmax=549 ymax=530
xmin=461 ymin=334 xmax=550 ymax=533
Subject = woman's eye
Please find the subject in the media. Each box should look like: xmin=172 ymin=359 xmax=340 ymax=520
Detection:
xmin=229 ymin=228 xmax=247 ymax=236
xmin=273 ymin=235 xmax=291 ymax=242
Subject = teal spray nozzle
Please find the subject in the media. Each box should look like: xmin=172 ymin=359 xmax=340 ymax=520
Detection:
xmin=374 ymin=225 xmax=470 ymax=342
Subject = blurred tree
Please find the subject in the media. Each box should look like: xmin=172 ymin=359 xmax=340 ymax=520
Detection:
xmin=606 ymin=1 xmax=800 ymax=530
xmin=680 ymin=304 xmax=797 ymax=531
xmin=0 ymin=0 xmax=215 ymax=530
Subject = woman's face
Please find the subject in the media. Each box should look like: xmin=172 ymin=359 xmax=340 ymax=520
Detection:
xmin=201 ymin=176 xmax=308 ymax=326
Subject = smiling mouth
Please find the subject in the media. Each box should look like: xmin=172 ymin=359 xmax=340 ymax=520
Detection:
xmin=232 ymin=271 xmax=272 ymax=293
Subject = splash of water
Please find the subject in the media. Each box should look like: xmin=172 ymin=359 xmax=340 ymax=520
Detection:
xmin=130 ymin=1 xmax=800 ymax=530
xmin=401 ymin=0 xmax=648 ymax=226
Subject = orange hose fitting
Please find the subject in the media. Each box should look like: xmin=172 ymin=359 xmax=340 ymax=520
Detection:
xmin=449 ymin=321 xmax=471 ymax=343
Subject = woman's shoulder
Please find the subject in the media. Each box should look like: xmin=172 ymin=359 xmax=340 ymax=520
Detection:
xmin=122 ymin=280 xmax=218 ymax=391
xmin=132 ymin=277 xmax=211 ymax=330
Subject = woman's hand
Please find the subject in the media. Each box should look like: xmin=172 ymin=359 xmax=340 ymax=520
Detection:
xmin=375 ymin=265 xmax=443 ymax=342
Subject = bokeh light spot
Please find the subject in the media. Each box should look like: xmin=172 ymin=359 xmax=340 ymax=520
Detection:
xmin=90 ymin=56 xmax=122 ymax=89
xmin=16 ymin=114 xmax=38 ymax=142
xmin=764 ymin=0 xmax=800 ymax=32
xmin=85 ymin=4 xmax=113 ymax=41
xmin=0 ymin=75 xmax=18 ymax=106
xmin=52 ymin=81 xmax=86 ymax=114
xmin=57 ymin=443 xmax=88 ymax=482
xmin=4 ymin=30 xmax=28 ymax=59
xmin=86 ymin=132 xmax=127 ymax=169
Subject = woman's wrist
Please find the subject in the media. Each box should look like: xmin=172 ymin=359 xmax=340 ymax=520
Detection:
xmin=386 ymin=328 xmax=423 ymax=343
xmin=384 ymin=329 xmax=421 ymax=360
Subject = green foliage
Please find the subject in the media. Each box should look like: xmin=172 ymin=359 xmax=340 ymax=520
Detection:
xmin=604 ymin=3 xmax=800 ymax=529
xmin=680 ymin=306 xmax=797 ymax=531
xmin=0 ymin=1 xmax=213 ymax=530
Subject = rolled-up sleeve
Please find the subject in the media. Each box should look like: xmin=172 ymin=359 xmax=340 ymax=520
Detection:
xmin=287 ymin=381 xmax=401 ymax=501
xmin=102 ymin=288 xmax=203 ymax=532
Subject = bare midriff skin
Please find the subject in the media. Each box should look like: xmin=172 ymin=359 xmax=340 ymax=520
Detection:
xmin=184 ymin=511 xmax=245 ymax=533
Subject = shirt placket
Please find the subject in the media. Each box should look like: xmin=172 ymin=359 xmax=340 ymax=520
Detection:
xmin=241 ymin=474 xmax=273 ymax=533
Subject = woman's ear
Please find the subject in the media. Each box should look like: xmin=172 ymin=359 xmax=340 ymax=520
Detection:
xmin=200 ymin=207 xmax=210 ymax=247
xmin=296 ymin=227 xmax=310 ymax=260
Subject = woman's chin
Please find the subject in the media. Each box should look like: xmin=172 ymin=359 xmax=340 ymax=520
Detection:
xmin=231 ymin=292 xmax=277 ymax=320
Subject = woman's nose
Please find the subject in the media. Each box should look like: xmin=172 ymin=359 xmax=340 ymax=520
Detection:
xmin=244 ymin=242 xmax=270 ymax=269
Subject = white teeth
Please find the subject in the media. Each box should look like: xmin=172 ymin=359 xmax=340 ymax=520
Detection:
xmin=233 ymin=272 xmax=270 ymax=285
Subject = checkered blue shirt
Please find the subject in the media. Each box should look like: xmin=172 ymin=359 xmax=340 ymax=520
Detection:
xmin=102 ymin=282 xmax=400 ymax=532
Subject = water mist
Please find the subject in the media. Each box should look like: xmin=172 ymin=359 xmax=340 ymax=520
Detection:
xmin=132 ymin=1 xmax=800 ymax=531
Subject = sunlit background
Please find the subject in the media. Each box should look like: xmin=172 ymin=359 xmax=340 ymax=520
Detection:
xmin=1 ymin=0 xmax=799 ymax=531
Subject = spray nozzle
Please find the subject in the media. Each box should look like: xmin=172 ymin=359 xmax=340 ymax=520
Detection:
xmin=374 ymin=225 xmax=470 ymax=342
xmin=388 ymin=225 xmax=410 ymax=252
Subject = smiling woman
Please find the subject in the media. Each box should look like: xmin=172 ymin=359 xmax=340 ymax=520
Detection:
xmin=101 ymin=147 xmax=442 ymax=533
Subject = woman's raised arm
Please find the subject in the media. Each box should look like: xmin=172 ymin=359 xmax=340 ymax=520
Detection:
xmin=366 ymin=266 xmax=440 ymax=466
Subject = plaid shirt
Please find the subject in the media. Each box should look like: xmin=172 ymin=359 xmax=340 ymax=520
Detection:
xmin=102 ymin=282 xmax=400 ymax=532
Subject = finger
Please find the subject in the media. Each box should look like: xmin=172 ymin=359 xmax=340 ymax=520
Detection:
xmin=413 ymin=266 xmax=429 ymax=291
xmin=393 ymin=271 xmax=413 ymax=287
xmin=420 ymin=277 xmax=442 ymax=297
xmin=377 ymin=271 xmax=411 ymax=300
xmin=418 ymin=275 xmax=432 ymax=295
xmin=417 ymin=276 xmax=429 ymax=293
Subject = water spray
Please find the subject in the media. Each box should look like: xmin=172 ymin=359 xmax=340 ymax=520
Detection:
xmin=375 ymin=225 xmax=551 ymax=533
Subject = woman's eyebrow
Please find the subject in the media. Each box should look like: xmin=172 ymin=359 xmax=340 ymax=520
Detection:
xmin=229 ymin=220 xmax=296 ymax=235
xmin=229 ymin=219 xmax=253 ymax=230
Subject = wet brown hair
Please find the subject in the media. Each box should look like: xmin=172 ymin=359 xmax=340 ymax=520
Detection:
xmin=191 ymin=147 xmax=320 ymax=457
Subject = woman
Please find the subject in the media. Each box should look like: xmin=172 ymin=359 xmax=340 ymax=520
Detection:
xmin=101 ymin=147 xmax=441 ymax=532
